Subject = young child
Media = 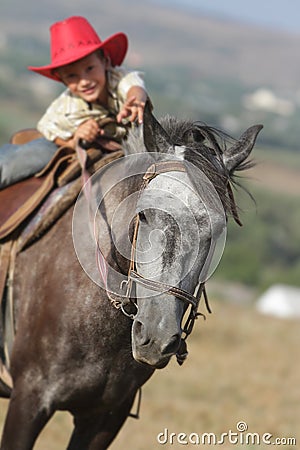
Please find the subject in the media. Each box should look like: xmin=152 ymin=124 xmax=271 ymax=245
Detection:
xmin=0 ymin=16 xmax=147 ymax=189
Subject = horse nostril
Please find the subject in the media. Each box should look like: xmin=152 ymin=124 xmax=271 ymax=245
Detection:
xmin=161 ymin=334 xmax=181 ymax=355
xmin=133 ymin=320 xmax=151 ymax=347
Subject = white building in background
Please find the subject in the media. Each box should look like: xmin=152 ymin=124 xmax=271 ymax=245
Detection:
xmin=243 ymin=88 xmax=295 ymax=116
xmin=256 ymin=284 xmax=300 ymax=319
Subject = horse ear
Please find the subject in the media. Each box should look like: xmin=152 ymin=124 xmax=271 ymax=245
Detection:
xmin=223 ymin=125 xmax=263 ymax=173
xmin=143 ymin=99 xmax=172 ymax=152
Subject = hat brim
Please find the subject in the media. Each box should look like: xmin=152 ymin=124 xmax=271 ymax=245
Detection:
xmin=28 ymin=32 xmax=128 ymax=82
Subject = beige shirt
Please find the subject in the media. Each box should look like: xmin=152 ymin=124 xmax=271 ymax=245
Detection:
xmin=37 ymin=67 xmax=145 ymax=141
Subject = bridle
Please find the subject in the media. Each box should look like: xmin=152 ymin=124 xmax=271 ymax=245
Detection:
xmin=111 ymin=160 xmax=212 ymax=364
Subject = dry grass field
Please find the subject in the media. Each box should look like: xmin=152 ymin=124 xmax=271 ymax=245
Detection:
xmin=248 ymin=148 xmax=300 ymax=198
xmin=1 ymin=300 xmax=299 ymax=449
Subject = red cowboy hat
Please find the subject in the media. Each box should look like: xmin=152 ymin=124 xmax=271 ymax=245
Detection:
xmin=28 ymin=16 xmax=128 ymax=82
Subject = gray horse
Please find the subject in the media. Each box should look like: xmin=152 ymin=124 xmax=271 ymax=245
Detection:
xmin=0 ymin=104 xmax=262 ymax=449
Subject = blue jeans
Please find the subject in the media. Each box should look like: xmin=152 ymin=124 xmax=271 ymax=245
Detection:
xmin=0 ymin=138 xmax=58 ymax=189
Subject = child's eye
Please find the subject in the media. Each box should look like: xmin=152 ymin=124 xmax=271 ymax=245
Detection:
xmin=65 ymin=73 xmax=77 ymax=80
xmin=87 ymin=65 xmax=94 ymax=72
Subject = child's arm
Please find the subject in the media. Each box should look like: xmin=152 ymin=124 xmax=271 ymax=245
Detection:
xmin=117 ymin=86 xmax=147 ymax=124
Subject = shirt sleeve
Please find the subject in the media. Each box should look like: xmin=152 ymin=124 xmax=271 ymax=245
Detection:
xmin=117 ymin=71 xmax=146 ymax=101
xmin=37 ymin=90 xmax=75 ymax=141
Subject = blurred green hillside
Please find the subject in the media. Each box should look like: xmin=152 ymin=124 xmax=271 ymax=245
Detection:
xmin=1 ymin=0 xmax=300 ymax=148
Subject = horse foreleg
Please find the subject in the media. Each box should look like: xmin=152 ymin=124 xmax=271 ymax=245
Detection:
xmin=67 ymin=394 xmax=135 ymax=450
xmin=0 ymin=384 xmax=53 ymax=450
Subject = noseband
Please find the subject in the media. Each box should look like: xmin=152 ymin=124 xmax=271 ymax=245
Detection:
xmin=114 ymin=160 xmax=212 ymax=363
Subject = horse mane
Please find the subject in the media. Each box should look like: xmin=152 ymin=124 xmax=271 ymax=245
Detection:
xmin=159 ymin=115 xmax=246 ymax=221
xmin=124 ymin=115 xmax=252 ymax=222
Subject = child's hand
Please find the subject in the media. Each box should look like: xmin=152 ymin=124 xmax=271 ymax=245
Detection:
xmin=117 ymin=95 xmax=145 ymax=125
xmin=74 ymin=119 xmax=100 ymax=145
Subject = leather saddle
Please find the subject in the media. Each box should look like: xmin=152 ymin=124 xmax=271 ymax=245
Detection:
xmin=0 ymin=129 xmax=121 ymax=240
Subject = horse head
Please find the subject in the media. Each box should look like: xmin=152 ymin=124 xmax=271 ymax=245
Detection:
xmin=72 ymin=102 xmax=262 ymax=370
xmin=128 ymin=103 xmax=262 ymax=368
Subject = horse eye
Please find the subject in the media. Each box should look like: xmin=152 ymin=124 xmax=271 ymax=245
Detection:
xmin=138 ymin=211 xmax=147 ymax=222
xmin=191 ymin=129 xmax=205 ymax=142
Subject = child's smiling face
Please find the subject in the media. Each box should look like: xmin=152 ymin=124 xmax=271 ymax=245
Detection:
xmin=56 ymin=52 xmax=109 ymax=105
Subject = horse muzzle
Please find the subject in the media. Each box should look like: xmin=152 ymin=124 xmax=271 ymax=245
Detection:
xmin=131 ymin=318 xmax=181 ymax=368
